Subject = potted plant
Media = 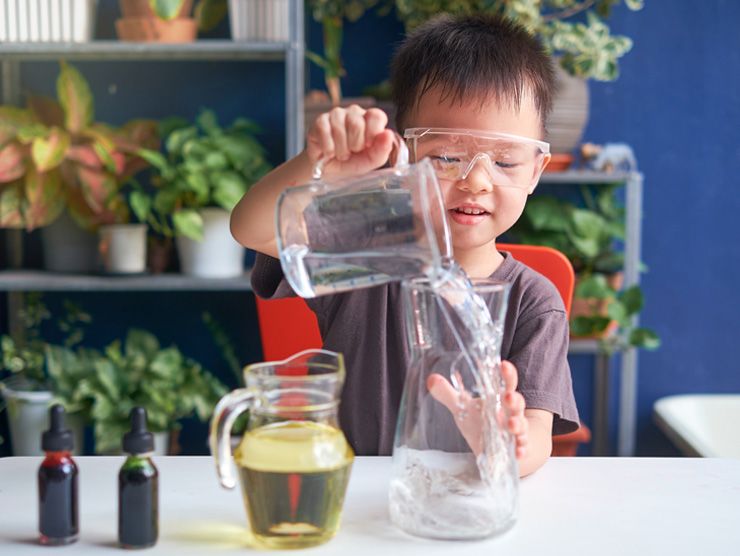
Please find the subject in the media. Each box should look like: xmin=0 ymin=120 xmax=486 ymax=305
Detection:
xmin=137 ymin=110 xmax=271 ymax=278
xmin=304 ymin=0 xmax=387 ymax=128
xmin=0 ymin=61 xmax=158 ymax=273
xmin=509 ymin=184 xmax=660 ymax=353
xmin=391 ymin=0 xmax=644 ymax=156
xmin=0 ymin=0 xmax=97 ymax=43
xmin=0 ymin=294 xmax=89 ymax=455
xmin=116 ymin=0 xmax=227 ymax=43
xmin=47 ymin=328 xmax=228 ymax=454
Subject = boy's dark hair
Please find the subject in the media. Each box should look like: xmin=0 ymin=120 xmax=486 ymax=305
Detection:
xmin=390 ymin=13 xmax=555 ymax=132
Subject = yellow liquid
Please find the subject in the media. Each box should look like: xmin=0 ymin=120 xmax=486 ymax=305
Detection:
xmin=234 ymin=421 xmax=354 ymax=549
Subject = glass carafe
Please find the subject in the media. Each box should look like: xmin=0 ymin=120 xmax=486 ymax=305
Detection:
xmin=390 ymin=277 xmax=518 ymax=540
xmin=210 ymin=349 xmax=354 ymax=549
xmin=276 ymin=138 xmax=452 ymax=297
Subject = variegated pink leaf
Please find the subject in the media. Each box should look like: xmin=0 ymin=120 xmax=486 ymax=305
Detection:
xmin=0 ymin=142 xmax=26 ymax=183
xmin=32 ymin=127 xmax=71 ymax=172
xmin=57 ymin=62 xmax=93 ymax=134
xmin=24 ymin=167 xmax=64 ymax=230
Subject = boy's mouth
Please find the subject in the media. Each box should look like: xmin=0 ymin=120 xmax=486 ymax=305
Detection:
xmin=449 ymin=204 xmax=490 ymax=225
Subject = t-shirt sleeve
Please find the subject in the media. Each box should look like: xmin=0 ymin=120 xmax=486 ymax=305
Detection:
xmin=507 ymin=308 xmax=580 ymax=436
xmin=250 ymin=252 xmax=335 ymax=317
xmin=250 ymin=252 xmax=296 ymax=300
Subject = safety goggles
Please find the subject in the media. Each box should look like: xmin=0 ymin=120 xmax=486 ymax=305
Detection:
xmin=404 ymin=128 xmax=550 ymax=192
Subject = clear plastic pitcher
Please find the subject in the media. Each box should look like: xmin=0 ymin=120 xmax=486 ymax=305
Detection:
xmin=390 ymin=276 xmax=518 ymax=540
xmin=210 ymin=349 xmax=354 ymax=549
xmin=276 ymin=138 xmax=452 ymax=297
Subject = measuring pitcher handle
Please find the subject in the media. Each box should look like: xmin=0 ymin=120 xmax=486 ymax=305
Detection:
xmin=209 ymin=388 xmax=256 ymax=489
xmin=312 ymin=130 xmax=409 ymax=180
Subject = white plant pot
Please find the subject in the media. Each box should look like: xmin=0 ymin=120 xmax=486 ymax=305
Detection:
xmin=99 ymin=224 xmax=147 ymax=274
xmin=176 ymin=208 xmax=245 ymax=278
xmin=0 ymin=0 xmax=97 ymax=43
xmin=1 ymin=382 xmax=84 ymax=456
xmin=545 ymin=64 xmax=590 ymax=155
xmin=229 ymin=0 xmax=289 ymax=42
xmin=41 ymin=212 xmax=99 ymax=273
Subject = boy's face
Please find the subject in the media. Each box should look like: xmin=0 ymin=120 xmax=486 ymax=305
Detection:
xmin=406 ymin=87 xmax=550 ymax=261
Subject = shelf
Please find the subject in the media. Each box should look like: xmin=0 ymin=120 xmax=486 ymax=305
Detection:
xmin=0 ymin=40 xmax=291 ymax=61
xmin=540 ymin=169 xmax=639 ymax=184
xmin=0 ymin=270 xmax=253 ymax=292
xmin=568 ymin=339 xmax=602 ymax=354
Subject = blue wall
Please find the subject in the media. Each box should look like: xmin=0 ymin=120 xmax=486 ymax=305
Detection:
xmin=2 ymin=0 xmax=739 ymax=456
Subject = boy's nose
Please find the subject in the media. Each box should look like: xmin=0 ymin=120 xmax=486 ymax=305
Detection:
xmin=457 ymin=159 xmax=494 ymax=195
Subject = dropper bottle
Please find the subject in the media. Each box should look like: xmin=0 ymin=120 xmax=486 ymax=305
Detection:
xmin=38 ymin=404 xmax=79 ymax=545
xmin=119 ymin=407 xmax=159 ymax=549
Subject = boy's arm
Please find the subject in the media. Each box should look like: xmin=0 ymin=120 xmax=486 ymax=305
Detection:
xmin=230 ymin=151 xmax=314 ymax=258
xmin=518 ymin=409 xmax=553 ymax=477
xmin=230 ymin=106 xmax=395 ymax=258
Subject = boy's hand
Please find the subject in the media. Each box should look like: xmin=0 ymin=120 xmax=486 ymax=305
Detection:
xmin=306 ymin=105 xmax=395 ymax=178
xmin=427 ymin=360 xmax=529 ymax=459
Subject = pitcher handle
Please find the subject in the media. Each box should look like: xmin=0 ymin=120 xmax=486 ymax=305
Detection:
xmin=312 ymin=131 xmax=409 ymax=180
xmin=209 ymin=388 xmax=256 ymax=489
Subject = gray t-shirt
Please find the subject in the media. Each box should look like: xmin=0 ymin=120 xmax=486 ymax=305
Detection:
xmin=251 ymin=251 xmax=580 ymax=455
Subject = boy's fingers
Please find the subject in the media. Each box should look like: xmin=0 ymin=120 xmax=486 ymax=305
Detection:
xmin=501 ymin=360 xmax=518 ymax=392
xmin=365 ymin=129 xmax=395 ymax=168
xmin=345 ymin=105 xmax=366 ymax=153
xmin=308 ymin=112 xmax=335 ymax=161
xmin=329 ymin=109 xmax=350 ymax=161
xmin=427 ymin=373 xmax=460 ymax=413
xmin=364 ymin=108 xmax=389 ymax=148
xmin=505 ymin=391 xmax=526 ymax=415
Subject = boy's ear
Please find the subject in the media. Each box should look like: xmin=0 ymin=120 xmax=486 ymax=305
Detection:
xmin=528 ymin=153 xmax=551 ymax=194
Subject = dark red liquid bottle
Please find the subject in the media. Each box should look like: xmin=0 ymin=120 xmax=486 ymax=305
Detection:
xmin=38 ymin=404 xmax=79 ymax=545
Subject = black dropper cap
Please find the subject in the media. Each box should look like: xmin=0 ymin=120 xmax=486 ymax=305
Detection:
xmin=41 ymin=404 xmax=74 ymax=452
xmin=122 ymin=407 xmax=154 ymax=455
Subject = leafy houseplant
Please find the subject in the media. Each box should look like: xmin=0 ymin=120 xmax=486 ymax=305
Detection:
xmin=47 ymin=328 xmax=228 ymax=454
xmin=393 ymin=0 xmax=644 ymax=81
xmin=138 ymin=109 xmax=271 ymax=242
xmin=307 ymin=0 xmax=385 ymax=105
xmin=0 ymin=294 xmax=91 ymax=454
xmin=0 ymin=61 xmax=158 ymax=232
xmin=116 ymin=0 xmax=227 ymax=43
xmin=509 ymin=185 xmax=660 ymax=353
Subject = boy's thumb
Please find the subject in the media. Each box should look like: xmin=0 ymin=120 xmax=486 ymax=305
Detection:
xmin=366 ymin=129 xmax=395 ymax=168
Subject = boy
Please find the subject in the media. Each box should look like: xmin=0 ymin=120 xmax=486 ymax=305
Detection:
xmin=231 ymin=13 xmax=579 ymax=476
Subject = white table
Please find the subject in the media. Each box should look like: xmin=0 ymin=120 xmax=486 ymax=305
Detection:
xmin=1 ymin=456 xmax=738 ymax=555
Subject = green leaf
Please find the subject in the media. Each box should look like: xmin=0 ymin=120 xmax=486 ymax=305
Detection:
xmin=136 ymin=148 xmax=169 ymax=174
xmin=195 ymin=0 xmax=227 ymax=32
xmin=57 ymin=62 xmax=93 ymax=133
xmin=196 ymin=110 xmax=221 ymax=137
xmin=606 ymin=300 xmax=627 ymax=324
xmin=149 ymin=0 xmax=187 ymax=20
xmin=150 ymin=347 xmax=183 ymax=379
xmin=125 ymin=329 xmax=160 ymax=361
xmin=571 ymin=315 xmax=610 ymax=336
xmin=617 ymin=285 xmax=643 ymax=315
xmin=575 ymin=274 xmax=613 ymax=299
xmin=130 ymin=190 xmax=152 ymax=223
xmin=165 ymin=126 xmax=198 ymax=158
xmin=629 ymin=327 xmax=661 ymax=350
xmin=525 ymin=196 xmax=570 ymax=232
xmin=211 ymin=171 xmax=247 ymax=210
xmin=173 ymin=208 xmax=203 ymax=241
xmin=31 ymin=127 xmax=70 ymax=172
xmin=184 ymin=171 xmax=210 ymax=203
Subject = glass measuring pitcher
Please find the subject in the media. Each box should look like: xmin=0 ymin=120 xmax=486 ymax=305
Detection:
xmin=276 ymin=137 xmax=452 ymax=297
xmin=210 ymin=349 xmax=354 ymax=549
xmin=390 ymin=276 xmax=518 ymax=540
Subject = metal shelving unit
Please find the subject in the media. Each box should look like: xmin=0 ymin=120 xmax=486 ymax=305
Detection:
xmin=0 ymin=9 xmax=643 ymax=455
xmin=540 ymin=169 xmax=644 ymax=457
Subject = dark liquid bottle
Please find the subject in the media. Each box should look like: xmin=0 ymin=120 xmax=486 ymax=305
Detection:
xmin=38 ymin=404 xmax=79 ymax=545
xmin=119 ymin=407 xmax=159 ymax=549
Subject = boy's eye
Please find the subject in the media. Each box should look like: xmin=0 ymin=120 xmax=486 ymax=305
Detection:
xmin=495 ymin=161 xmax=518 ymax=169
xmin=430 ymin=155 xmax=461 ymax=165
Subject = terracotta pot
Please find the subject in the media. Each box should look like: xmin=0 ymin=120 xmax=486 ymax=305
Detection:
xmin=119 ymin=0 xmax=193 ymax=19
xmin=545 ymin=63 xmax=590 ymax=156
xmin=116 ymin=17 xmax=197 ymax=43
xmin=571 ymin=272 xmax=624 ymax=339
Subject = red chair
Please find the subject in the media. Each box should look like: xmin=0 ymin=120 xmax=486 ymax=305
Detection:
xmin=254 ymin=243 xmax=589 ymax=455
